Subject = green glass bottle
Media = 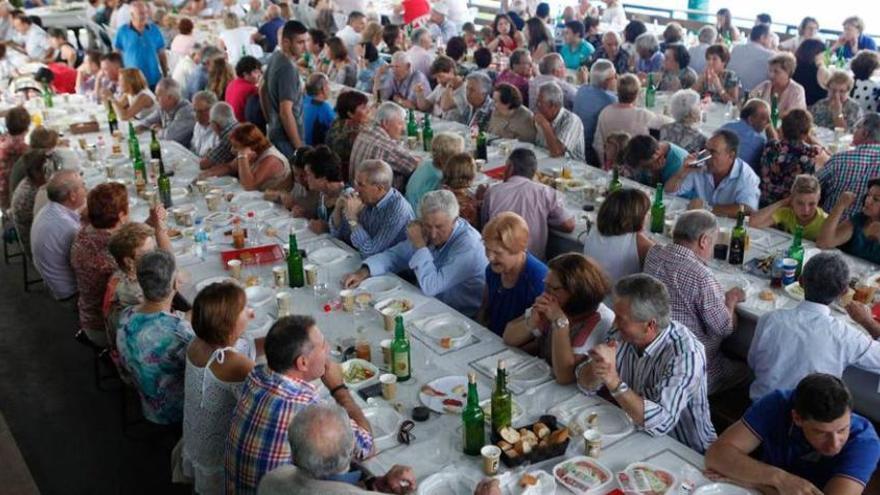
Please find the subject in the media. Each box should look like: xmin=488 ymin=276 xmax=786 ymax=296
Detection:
xmin=42 ymin=83 xmax=53 ymax=108
xmin=645 ymin=72 xmax=655 ymax=108
xmin=650 ymin=183 xmax=665 ymax=234
xmin=728 ymin=206 xmax=747 ymax=265
xmin=823 ymin=46 xmax=832 ymax=67
xmin=127 ymin=122 xmax=138 ymax=159
xmin=106 ymin=100 xmax=118 ymax=134
xmin=391 ymin=315 xmax=411 ymax=382
xmin=788 ymin=225 xmax=805 ymax=278
xmin=475 ymin=129 xmax=487 ymax=161
xmin=490 ymin=359 xmax=512 ymax=436
xmin=462 ymin=372 xmax=485 ymax=456
xmin=406 ymin=109 xmax=419 ymax=139
xmin=770 ymin=93 xmax=780 ymax=129
xmin=157 ymin=158 xmax=172 ymax=208
xmin=287 ymin=232 xmax=305 ymax=288
xmin=422 ymin=113 xmax=433 ymax=152
xmin=150 ymin=129 xmax=162 ymax=161
xmin=608 ymin=166 xmax=622 ymax=194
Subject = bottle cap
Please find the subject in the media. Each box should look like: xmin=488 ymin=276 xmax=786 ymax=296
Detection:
xmin=468 ymin=372 xmax=476 ymax=382
xmin=497 ymin=359 xmax=506 ymax=370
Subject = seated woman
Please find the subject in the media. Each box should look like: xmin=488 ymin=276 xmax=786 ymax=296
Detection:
xmin=110 ymin=68 xmax=158 ymax=124
xmin=47 ymin=27 xmax=81 ymax=68
xmin=750 ymin=53 xmax=807 ymax=116
xmin=479 ymin=212 xmax=547 ymax=337
xmin=525 ymin=17 xmax=552 ymax=60
xmin=327 ymin=90 xmax=370 ymax=179
xmin=634 ymin=32 xmax=664 ymax=75
xmin=323 ymin=37 xmax=357 ymax=88
xmin=406 ymin=132 xmax=464 ymax=211
xmin=75 ymin=50 xmax=101 ymax=96
xmin=488 ymin=82 xmax=537 ymax=143
xmin=810 ymin=70 xmax=863 ymax=131
xmin=757 ymin=109 xmax=827 ymax=206
xmin=355 ymin=42 xmax=387 ymax=94
xmin=602 ymin=132 xmax=631 ymax=172
xmin=850 ymin=50 xmax=880 ymax=113
xmin=583 ymin=188 xmax=654 ymax=284
xmin=503 ymin=253 xmax=614 ymax=385
xmin=263 ymin=146 xmax=315 ymax=214
xmin=10 ymin=150 xmax=49 ymax=253
xmin=486 ymin=14 xmax=524 ymax=56
xmin=659 ymin=89 xmax=707 ymax=152
xmin=116 ymin=250 xmax=194 ymax=425
xmin=818 ymin=179 xmax=880 ymax=263
xmin=750 ymin=174 xmax=827 ymax=241
xmin=692 ymin=44 xmax=740 ymax=104
xmin=792 ymin=39 xmax=830 ymax=106
xmin=182 ymin=282 xmax=256 ymax=495
xmin=200 ymin=123 xmax=289 ymax=191
xmin=71 ymin=183 xmax=129 ymax=347
xmin=654 ymin=44 xmax=697 ymax=91
xmin=440 ymin=152 xmax=480 ymax=228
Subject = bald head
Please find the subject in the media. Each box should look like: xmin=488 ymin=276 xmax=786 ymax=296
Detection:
xmin=288 ymin=403 xmax=354 ymax=479
xmin=48 ymin=169 xmax=86 ymax=209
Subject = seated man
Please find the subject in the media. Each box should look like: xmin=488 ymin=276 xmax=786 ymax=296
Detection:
xmin=226 ymin=315 xmax=373 ymax=494
xmin=460 ymin=72 xmax=495 ymax=130
xmin=623 ymin=134 xmax=688 ymax=187
xmin=719 ymin=99 xmax=773 ymax=169
xmin=665 ymin=129 xmax=761 ymax=217
xmin=816 ymin=113 xmax=880 ymax=220
xmin=343 ymin=190 xmax=488 ymax=318
xmin=528 ymin=53 xmax=576 ymax=111
xmin=349 ymin=102 xmax=420 ymax=192
xmin=377 ymin=51 xmax=429 ymax=110
xmin=139 ymin=78 xmax=196 ymax=149
xmin=258 ymin=403 xmax=415 ymax=494
xmin=577 ymin=274 xmax=716 ymax=453
xmin=643 ymin=210 xmax=748 ymax=395
xmin=330 ymin=160 xmax=415 ymax=258
xmin=480 ymin=148 xmax=574 ymax=260
xmin=535 ymin=82 xmax=585 ymax=160
xmin=706 ymin=374 xmax=880 ymax=494
xmin=495 ymin=49 xmax=533 ymax=105
xmin=191 ymin=90 xmax=219 ymax=157
xmin=198 ymin=102 xmax=239 ymax=171
xmin=749 ymin=252 xmax=880 ymax=400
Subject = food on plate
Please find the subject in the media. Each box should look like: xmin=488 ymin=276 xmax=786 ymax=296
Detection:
xmin=534 ymin=422 xmax=550 ymax=439
xmin=759 ymin=289 xmax=776 ymax=301
xmin=514 ymin=439 xmax=532 ymax=455
xmin=787 ymin=283 xmax=805 ymax=299
xmin=343 ymin=362 xmax=376 ymax=384
xmin=498 ymin=440 xmax=513 ymax=451
xmin=617 ymin=464 xmax=675 ymax=495
xmin=554 ymin=458 xmax=611 ymax=492
xmin=451 ymin=384 xmax=466 ymax=396
xmin=442 ymin=398 xmax=463 ymax=413
xmin=355 ymin=292 xmax=373 ymax=305
xmin=499 ymin=426 xmax=521 ymax=444
xmin=549 ymin=427 xmax=569 ymax=445
xmin=420 ymin=384 xmax=445 ymax=397
xmin=381 ymin=298 xmax=414 ymax=314
xmin=439 ymin=336 xmax=453 ymax=349
xmin=853 ymin=285 xmax=877 ymax=304
xmin=167 ymin=228 xmax=182 ymax=239
xmin=519 ymin=473 xmax=538 ymax=488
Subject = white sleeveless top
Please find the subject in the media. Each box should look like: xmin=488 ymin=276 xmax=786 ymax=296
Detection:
xmin=128 ymin=88 xmax=158 ymax=121
xmin=583 ymin=230 xmax=642 ymax=284
xmin=181 ymin=344 xmax=252 ymax=495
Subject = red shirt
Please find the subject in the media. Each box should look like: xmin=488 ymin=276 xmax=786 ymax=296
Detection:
xmin=402 ymin=0 xmax=429 ymax=24
xmin=48 ymin=62 xmax=77 ymax=94
xmin=224 ymin=77 xmax=258 ymax=123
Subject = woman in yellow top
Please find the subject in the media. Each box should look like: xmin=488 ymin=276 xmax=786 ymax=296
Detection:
xmin=749 ymin=174 xmax=827 ymax=240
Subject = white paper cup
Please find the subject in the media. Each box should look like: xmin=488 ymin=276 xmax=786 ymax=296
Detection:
xmin=480 ymin=445 xmax=501 ymax=475
xmin=380 ymin=339 xmax=392 ymax=367
xmin=227 ymin=259 xmax=242 ymax=280
xmin=380 ymin=373 xmax=397 ymax=400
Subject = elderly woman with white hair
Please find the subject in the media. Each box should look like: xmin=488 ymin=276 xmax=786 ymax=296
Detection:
xmin=349 ymin=101 xmax=420 ymax=191
xmin=635 ymin=32 xmax=664 ymax=74
xmin=654 ymin=44 xmax=697 ymax=91
xmin=405 ymin=131 xmax=465 ymax=210
xmin=375 ymin=50 xmax=430 ymax=109
xmin=659 ymin=89 xmax=708 ymax=153
xmin=343 ymin=189 xmax=488 ymax=317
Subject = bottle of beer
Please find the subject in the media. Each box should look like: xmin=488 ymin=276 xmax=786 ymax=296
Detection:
xmin=106 ymin=100 xmax=118 ymax=134
xmin=287 ymin=231 xmax=305 ymax=287
xmin=770 ymin=93 xmax=780 ymax=129
xmin=422 ymin=113 xmax=433 ymax=152
xmin=391 ymin=315 xmax=411 ymax=382
xmin=42 ymin=83 xmax=53 ymax=108
xmin=788 ymin=225 xmax=805 ymax=278
xmin=645 ymin=72 xmax=655 ymax=108
xmin=475 ymin=129 xmax=487 ymax=161
xmin=650 ymin=183 xmax=665 ymax=233
xmin=150 ymin=129 xmax=162 ymax=161
xmin=608 ymin=166 xmax=622 ymax=194
xmin=728 ymin=206 xmax=747 ymax=265
xmin=490 ymin=359 xmax=512 ymax=436
xmin=462 ymin=372 xmax=485 ymax=456
xmin=157 ymin=158 xmax=172 ymax=208
xmin=127 ymin=122 xmax=140 ymax=160
xmin=406 ymin=109 xmax=418 ymax=140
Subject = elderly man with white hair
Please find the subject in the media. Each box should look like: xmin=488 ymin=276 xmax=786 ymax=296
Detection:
xmin=191 ymin=91 xmax=219 ymax=156
xmin=528 ymin=53 xmax=577 ymax=111
xmin=426 ymin=4 xmax=458 ymax=45
xmin=590 ymin=31 xmax=630 ymax=75
xmin=349 ymin=102 xmax=420 ymax=192
xmin=573 ymin=59 xmax=618 ymax=165
xmin=343 ymin=189 xmax=488 ymax=317
xmin=377 ymin=51 xmax=430 ymax=109
xmin=405 ymin=27 xmax=436 ymax=77
xmin=689 ymin=26 xmax=716 ymax=74
xmin=535 ymin=81 xmax=585 ymax=160
xmin=258 ymin=403 xmax=416 ymax=494
xmin=139 ymin=78 xmax=196 ymax=148
xmin=459 ymin=72 xmax=495 ymax=129
xmin=659 ymin=89 xmax=708 ymax=153
xmin=199 ymin=102 xmax=239 ymax=171
xmin=330 ymin=159 xmax=415 ymax=258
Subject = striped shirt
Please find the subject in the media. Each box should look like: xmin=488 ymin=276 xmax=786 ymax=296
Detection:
xmin=816 ymin=144 xmax=880 ymax=219
xmin=349 ymin=124 xmax=420 ymax=193
xmin=644 ymin=243 xmax=733 ymax=391
xmin=204 ymin=122 xmax=238 ymax=167
xmin=224 ymin=365 xmax=373 ymax=495
xmin=609 ymin=321 xmax=716 ymax=453
xmin=536 ymin=107 xmax=586 ymax=161
xmin=330 ymin=188 xmax=415 ymax=257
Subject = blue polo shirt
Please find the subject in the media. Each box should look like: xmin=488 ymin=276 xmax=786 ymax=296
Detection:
xmin=560 ymin=40 xmax=595 ymax=70
xmin=720 ymin=120 xmax=766 ymax=170
xmin=842 ymin=35 xmax=878 ymax=59
xmin=114 ymin=23 xmax=165 ymax=88
xmin=638 ymin=142 xmax=688 ymax=186
xmin=259 ymin=17 xmax=286 ymax=53
xmin=744 ymin=390 xmax=880 ymax=488
xmin=302 ymin=95 xmax=336 ymax=145
xmin=675 ymin=157 xmax=760 ymax=210
xmin=484 ymin=253 xmax=547 ymax=336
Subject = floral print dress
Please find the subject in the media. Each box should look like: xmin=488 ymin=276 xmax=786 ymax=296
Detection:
xmin=758 ymin=139 xmax=820 ymax=206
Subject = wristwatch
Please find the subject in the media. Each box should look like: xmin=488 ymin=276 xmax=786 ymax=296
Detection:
xmin=552 ymin=316 xmax=570 ymax=330
xmin=610 ymin=381 xmax=630 ymax=397
xmin=347 ymin=219 xmax=358 ymax=229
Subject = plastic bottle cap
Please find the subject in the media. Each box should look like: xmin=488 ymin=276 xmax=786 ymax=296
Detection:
xmin=412 ymin=406 xmax=430 ymax=422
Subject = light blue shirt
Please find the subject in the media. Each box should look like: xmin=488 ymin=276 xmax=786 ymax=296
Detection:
xmin=405 ymin=159 xmax=443 ymax=211
xmin=114 ymin=22 xmax=166 ymax=88
xmin=572 ymin=85 xmax=617 ymax=159
xmin=363 ymin=218 xmax=488 ymax=317
xmin=674 ymin=157 xmax=760 ymax=210
xmin=748 ymin=300 xmax=880 ymax=400
xmin=330 ymin=188 xmax=414 ymax=257
xmin=30 ymin=201 xmax=80 ymax=300
xmin=727 ymin=41 xmax=773 ymax=92
xmin=560 ymin=40 xmax=595 ymax=70
xmin=720 ymin=119 xmax=766 ymax=170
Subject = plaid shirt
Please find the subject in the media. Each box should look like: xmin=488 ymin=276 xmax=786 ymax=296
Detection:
xmin=204 ymin=122 xmax=238 ymax=167
xmin=816 ymin=144 xmax=880 ymax=219
xmin=224 ymin=365 xmax=373 ymax=495
xmin=349 ymin=124 xmax=420 ymax=193
xmin=643 ymin=244 xmax=733 ymax=387
xmin=330 ymin=188 xmax=415 ymax=257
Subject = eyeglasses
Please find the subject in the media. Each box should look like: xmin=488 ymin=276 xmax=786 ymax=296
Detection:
xmin=397 ymin=420 xmax=416 ymax=445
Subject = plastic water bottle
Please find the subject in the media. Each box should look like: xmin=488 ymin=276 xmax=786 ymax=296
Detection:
xmin=194 ymin=218 xmax=208 ymax=259
xmin=96 ymin=135 xmax=106 ymax=160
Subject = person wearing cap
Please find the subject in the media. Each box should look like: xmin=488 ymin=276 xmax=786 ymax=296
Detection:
xmin=427 ymin=4 xmax=459 ymax=45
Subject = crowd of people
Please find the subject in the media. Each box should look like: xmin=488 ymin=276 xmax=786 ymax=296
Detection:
xmin=4 ymin=0 xmax=880 ymax=493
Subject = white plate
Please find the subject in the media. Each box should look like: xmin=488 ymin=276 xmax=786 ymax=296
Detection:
xmin=417 ymin=472 xmax=479 ymax=495
xmin=553 ymin=456 xmax=614 ymax=495
xmin=245 ymin=286 xmax=275 ymax=307
xmin=195 ymin=276 xmax=239 ymax=293
xmin=714 ymin=272 xmax=752 ymax=292
xmin=501 ymin=471 xmax=557 ymax=495
xmin=240 ymin=200 xmax=275 ymax=216
xmin=419 ymin=375 xmax=470 ymax=414
xmin=359 ymin=276 xmax=401 ymax=297
xmin=573 ymin=404 xmax=634 ymax=441
xmin=308 ymin=246 xmax=352 ymax=265
xmin=362 ymin=406 xmax=404 ymax=443
xmin=341 ymin=358 xmax=379 ymax=389
xmin=204 ymin=211 xmax=236 ymax=227
xmin=207 ymin=176 xmax=237 ymax=188
xmin=230 ymin=190 xmax=264 ymax=204
xmin=374 ymin=296 xmax=418 ymax=317
xmin=419 ymin=315 xmax=472 ymax=348
xmin=246 ymin=312 xmax=273 ymax=338
xmin=784 ymin=282 xmax=804 ymax=301
xmin=694 ymin=483 xmax=756 ymax=495
xmin=263 ymin=217 xmax=309 ymax=240
xmin=507 ymin=359 xmax=551 ymax=384
xmin=479 ymin=398 xmax=524 ymax=426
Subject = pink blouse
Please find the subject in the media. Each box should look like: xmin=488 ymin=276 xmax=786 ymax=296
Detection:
xmin=750 ymin=79 xmax=807 ymax=116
